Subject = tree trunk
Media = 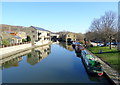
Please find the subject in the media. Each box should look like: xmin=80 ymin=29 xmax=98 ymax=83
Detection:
xmin=110 ymin=36 xmax=112 ymax=49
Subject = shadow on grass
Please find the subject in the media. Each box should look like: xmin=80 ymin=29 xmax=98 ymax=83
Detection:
xmin=94 ymin=51 xmax=119 ymax=54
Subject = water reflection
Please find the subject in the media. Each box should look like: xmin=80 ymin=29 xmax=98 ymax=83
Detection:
xmin=2 ymin=45 xmax=51 ymax=68
xmin=59 ymin=42 xmax=74 ymax=51
xmin=59 ymin=42 xmax=81 ymax=58
xmin=2 ymin=56 xmax=23 ymax=69
xmin=27 ymin=45 xmax=51 ymax=65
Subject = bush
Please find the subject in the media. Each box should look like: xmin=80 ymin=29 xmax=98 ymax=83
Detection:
xmin=22 ymin=39 xmax=27 ymax=42
xmin=2 ymin=39 xmax=10 ymax=46
xmin=26 ymin=36 xmax=31 ymax=42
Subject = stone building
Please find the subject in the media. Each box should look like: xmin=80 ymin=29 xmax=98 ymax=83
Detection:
xmin=59 ymin=32 xmax=77 ymax=42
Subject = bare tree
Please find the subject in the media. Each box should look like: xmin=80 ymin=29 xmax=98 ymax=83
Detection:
xmin=101 ymin=11 xmax=117 ymax=49
xmin=76 ymin=33 xmax=85 ymax=41
xmin=86 ymin=11 xmax=117 ymax=49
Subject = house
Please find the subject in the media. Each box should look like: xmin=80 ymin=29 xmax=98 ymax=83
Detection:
xmin=16 ymin=32 xmax=27 ymax=39
xmin=1 ymin=32 xmax=22 ymax=45
xmin=28 ymin=26 xmax=51 ymax=45
xmin=59 ymin=32 xmax=77 ymax=42
xmin=12 ymin=36 xmax=22 ymax=44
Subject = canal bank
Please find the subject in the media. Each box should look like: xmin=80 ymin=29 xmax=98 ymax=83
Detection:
xmin=86 ymin=49 xmax=120 ymax=85
xmin=0 ymin=41 xmax=52 ymax=60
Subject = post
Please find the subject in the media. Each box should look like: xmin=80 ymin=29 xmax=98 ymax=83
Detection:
xmin=84 ymin=38 xmax=87 ymax=47
xmin=110 ymin=35 xmax=112 ymax=49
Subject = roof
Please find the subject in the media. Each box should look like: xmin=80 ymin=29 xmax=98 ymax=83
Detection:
xmin=1 ymin=32 xmax=15 ymax=39
xmin=30 ymin=26 xmax=50 ymax=32
xmin=14 ymin=36 xmax=21 ymax=39
xmin=5 ymin=31 xmax=15 ymax=34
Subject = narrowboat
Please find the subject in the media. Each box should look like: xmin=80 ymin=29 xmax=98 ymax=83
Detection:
xmin=72 ymin=42 xmax=81 ymax=49
xmin=75 ymin=44 xmax=84 ymax=53
xmin=81 ymin=50 xmax=104 ymax=76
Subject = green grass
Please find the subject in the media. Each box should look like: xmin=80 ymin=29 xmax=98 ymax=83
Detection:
xmin=88 ymin=46 xmax=117 ymax=53
xmin=87 ymin=46 xmax=120 ymax=73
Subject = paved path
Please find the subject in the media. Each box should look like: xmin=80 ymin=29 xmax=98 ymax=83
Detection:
xmin=0 ymin=41 xmax=52 ymax=60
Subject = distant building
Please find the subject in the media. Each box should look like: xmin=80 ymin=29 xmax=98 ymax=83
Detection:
xmin=50 ymin=33 xmax=59 ymax=40
xmin=59 ymin=32 xmax=77 ymax=42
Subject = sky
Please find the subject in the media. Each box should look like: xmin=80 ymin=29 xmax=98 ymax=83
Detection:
xmin=2 ymin=2 xmax=118 ymax=33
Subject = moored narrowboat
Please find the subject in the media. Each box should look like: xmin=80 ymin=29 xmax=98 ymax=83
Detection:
xmin=81 ymin=50 xmax=103 ymax=76
xmin=75 ymin=44 xmax=84 ymax=53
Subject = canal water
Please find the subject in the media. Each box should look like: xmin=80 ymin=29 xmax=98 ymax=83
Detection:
xmin=1 ymin=42 xmax=110 ymax=84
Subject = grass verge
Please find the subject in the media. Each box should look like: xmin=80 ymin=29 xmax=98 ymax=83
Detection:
xmin=87 ymin=46 xmax=120 ymax=73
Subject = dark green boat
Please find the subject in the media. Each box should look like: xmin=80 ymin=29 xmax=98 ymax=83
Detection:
xmin=81 ymin=50 xmax=104 ymax=76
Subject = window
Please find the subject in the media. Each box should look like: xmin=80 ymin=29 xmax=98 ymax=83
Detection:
xmin=47 ymin=33 xmax=50 ymax=36
xmin=74 ymin=35 xmax=76 ymax=37
xmin=33 ymin=35 xmax=35 ymax=38
xmin=68 ymin=35 xmax=70 ymax=37
xmin=32 ymin=30 xmax=34 ymax=33
xmin=38 ymin=32 xmax=41 ymax=35
xmin=38 ymin=38 xmax=41 ymax=40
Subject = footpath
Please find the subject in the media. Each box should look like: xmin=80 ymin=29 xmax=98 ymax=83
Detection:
xmin=0 ymin=41 xmax=52 ymax=60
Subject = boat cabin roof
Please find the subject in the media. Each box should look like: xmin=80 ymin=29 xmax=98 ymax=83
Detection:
xmin=82 ymin=50 xmax=90 ymax=55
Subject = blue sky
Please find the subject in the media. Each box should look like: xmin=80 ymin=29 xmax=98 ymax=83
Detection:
xmin=2 ymin=2 xmax=118 ymax=33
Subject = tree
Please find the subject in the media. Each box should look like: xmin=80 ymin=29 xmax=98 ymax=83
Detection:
xmin=101 ymin=11 xmax=117 ymax=49
xmin=26 ymin=36 xmax=31 ymax=42
xmin=86 ymin=11 xmax=117 ymax=49
xmin=76 ymin=33 xmax=85 ymax=41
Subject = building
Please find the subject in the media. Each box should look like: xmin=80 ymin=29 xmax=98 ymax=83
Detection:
xmin=1 ymin=32 xmax=22 ymax=45
xmin=50 ymin=32 xmax=59 ymax=40
xmin=16 ymin=32 xmax=27 ymax=39
xmin=59 ymin=32 xmax=77 ymax=42
xmin=28 ymin=26 xmax=51 ymax=45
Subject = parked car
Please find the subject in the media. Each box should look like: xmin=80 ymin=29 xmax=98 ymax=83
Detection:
xmin=106 ymin=42 xmax=118 ymax=46
xmin=97 ymin=43 xmax=104 ymax=47
xmin=94 ymin=41 xmax=103 ymax=43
